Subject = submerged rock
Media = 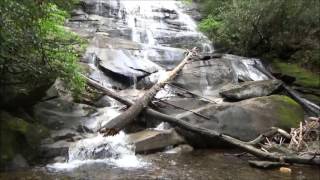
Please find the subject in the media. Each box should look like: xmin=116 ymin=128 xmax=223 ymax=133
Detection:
xmin=220 ymin=80 xmax=282 ymax=100
xmin=249 ymin=160 xmax=288 ymax=169
xmin=175 ymin=95 xmax=304 ymax=147
xmin=127 ymin=129 xmax=185 ymax=153
xmin=165 ymin=144 xmax=194 ymax=154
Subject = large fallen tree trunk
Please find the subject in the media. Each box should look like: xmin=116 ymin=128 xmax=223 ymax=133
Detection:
xmin=253 ymin=63 xmax=320 ymax=116
xmin=98 ymin=48 xmax=198 ymax=131
xmin=85 ymin=76 xmax=320 ymax=165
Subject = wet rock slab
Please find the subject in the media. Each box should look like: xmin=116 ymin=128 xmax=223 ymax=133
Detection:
xmin=174 ymin=95 xmax=304 ymax=147
xmin=97 ymin=49 xmax=163 ymax=78
xmin=220 ymin=80 xmax=282 ymax=100
xmin=127 ymin=129 xmax=185 ymax=153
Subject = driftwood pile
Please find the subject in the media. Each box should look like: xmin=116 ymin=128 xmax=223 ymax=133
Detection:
xmin=83 ymin=48 xmax=320 ymax=166
xmin=288 ymin=117 xmax=320 ymax=153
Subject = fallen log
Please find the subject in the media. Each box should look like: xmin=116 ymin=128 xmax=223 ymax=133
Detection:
xmin=98 ymin=47 xmax=198 ymax=131
xmin=253 ymin=63 xmax=320 ymax=116
xmin=85 ymin=76 xmax=320 ymax=165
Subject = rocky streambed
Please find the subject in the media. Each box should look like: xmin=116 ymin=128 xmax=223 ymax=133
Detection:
xmin=1 ymin=0 xmax=319 ymax=179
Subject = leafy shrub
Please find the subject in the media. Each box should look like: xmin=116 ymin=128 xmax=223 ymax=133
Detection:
xmin=0 ymin=0 xmax=86 ymax=105
xmin=198 ymin=0 xmax=320 ymax=65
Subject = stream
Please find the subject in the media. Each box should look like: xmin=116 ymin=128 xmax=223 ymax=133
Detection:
xmin=1 ymin=0 xmax=319 ymax=179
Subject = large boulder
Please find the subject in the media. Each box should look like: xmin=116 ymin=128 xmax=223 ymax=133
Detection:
xmin=127 ymin=129 xmax=185 ymax=153
xmin=219 ymin=80 xmax=282 ymax=100
xmin=33 ymin=98 xmax=97 ymax=130
xmin=175 ymin=95 xmax=304 ymax=147
xmin=96 ymin=49 xmax=163 ymax=78
xmin=0 ymin=112 xmax=49 ymax=170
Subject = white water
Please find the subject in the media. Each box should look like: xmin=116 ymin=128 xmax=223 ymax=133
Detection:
xmin=47 ymin=132 xmax=147 ymax=171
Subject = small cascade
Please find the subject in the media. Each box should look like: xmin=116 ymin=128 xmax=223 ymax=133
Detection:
xmin=226 ymin=54 xmax=269 ymax=81
xmin=47 ymin=132 xmax=145 ymax=171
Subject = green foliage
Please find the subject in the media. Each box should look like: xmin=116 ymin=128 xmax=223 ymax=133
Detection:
xmin=198 ymin=0 xmax=320 ymax=66
xmin=198 ymin=15 xmax=221 ymax=39
xmin=0 ymin=0 xmax=85 ymax=105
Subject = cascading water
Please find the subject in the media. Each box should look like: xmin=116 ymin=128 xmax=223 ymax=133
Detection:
xmin=47 ymin=132 xmax=146 ymax=171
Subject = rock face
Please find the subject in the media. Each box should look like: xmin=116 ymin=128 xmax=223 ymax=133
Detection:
xmin=219 ymin=80 xmax=282 ymax=100
xmin=175 ymin=95 xmax=304 ymax=147
xmin=173 ymin=58 xmax=235 ymax=97
xmin=33 ymin=98 xmax=97 ymax=130
xmin=127 ymin=129 xmax=185 ymax=153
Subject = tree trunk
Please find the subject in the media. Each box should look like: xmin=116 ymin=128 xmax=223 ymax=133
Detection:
xmin=98 ymin=48 xmax=197 ymax=131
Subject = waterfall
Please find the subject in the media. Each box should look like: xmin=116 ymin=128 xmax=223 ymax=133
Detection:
xmin=51 ymin=0 xmax=217 ymax=171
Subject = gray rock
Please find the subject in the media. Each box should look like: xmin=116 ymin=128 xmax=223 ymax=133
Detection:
xmin=93 ymin=95 xmax=112 ymax=107
xmin=40 ymin=140 xmax=71 ymax=159
xmin=144 ymin=46 xmax=185 ymax=70
xmin=51 ymin=129 xmax=80 ymax=142
xmin=174 ymin=95 xmax=304 ymax=147
xmin=89 ymin=34 xmax=140 ymax=50
xmin=249 ymin=160 xmax=288 ymax=169
xmin=9 ymin=154 xmax=29 ymax=170
xmin=127 ymin=129 xmax=185 ymax=153
xmin=97 ymin=49 xmax=162 ymax=78
xmin=80 ymin=0 xmax=120 ymax=18
xmin=173 ymin=58 xmax=235 ymax=97
xmin=81 ymin=107 xmax=120 ymax=132
xmin=220 ymin=80 xmax=282 ymax=100
xmin=53 ymin=156 xmax=67 ymax=163
xmin=42 ymin=79 xmax=73 ymax=103
xmin=227 ymin=54 xmax=269 ymax=81
xmin=33 ymin=98 xmax=97 ymax=130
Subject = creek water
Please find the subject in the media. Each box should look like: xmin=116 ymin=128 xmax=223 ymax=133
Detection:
xmin=1 ymin=150 xmax=319 ymax=179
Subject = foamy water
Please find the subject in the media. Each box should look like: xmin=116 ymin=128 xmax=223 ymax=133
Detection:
xmin=47 ymin=132 xmax=147 ymax=171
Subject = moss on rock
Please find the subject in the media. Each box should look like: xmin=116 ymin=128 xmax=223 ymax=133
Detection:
xmin=0 ymin=111 xmax=50 ymax=168
xmin=268 ymin=95 xmax=304 ymax=129
xmin=271 ymin=60 xmax=320 ymax=88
